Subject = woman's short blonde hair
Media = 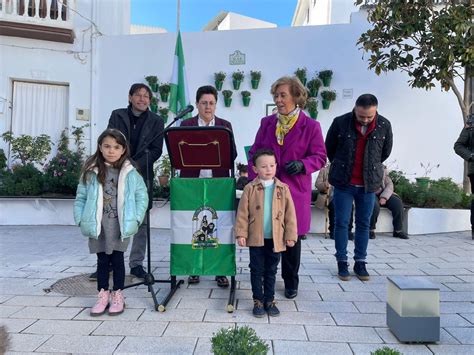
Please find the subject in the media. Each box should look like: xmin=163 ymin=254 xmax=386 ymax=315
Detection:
xmin=270 ymin=76 xmax=308 ymax=109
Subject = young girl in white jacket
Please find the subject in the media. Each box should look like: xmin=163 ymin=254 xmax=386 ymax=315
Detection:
xmin=74 ymin=129 xmax=148 ymax=316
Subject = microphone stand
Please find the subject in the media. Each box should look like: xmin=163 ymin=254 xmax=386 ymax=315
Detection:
xmin=122 ymin=111 xmax=188 ymax=312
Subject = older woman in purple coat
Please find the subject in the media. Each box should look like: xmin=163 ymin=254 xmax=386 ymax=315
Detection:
xmin=248 ymin=76 xmax=327 ymax=299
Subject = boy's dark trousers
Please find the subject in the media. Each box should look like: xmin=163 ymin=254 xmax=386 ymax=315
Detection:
xmin=249 ymin=239 xmax=280 ymax=303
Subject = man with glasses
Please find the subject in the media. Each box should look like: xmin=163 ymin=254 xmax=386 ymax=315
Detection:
xmin=88 ymin=83 xmax=164 ymax=281
xmin=180 ymin=85 xmax=237 ymax=287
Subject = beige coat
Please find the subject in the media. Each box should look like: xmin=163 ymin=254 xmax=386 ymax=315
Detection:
xmin=234 ymin=178 xmax=298 ymax=252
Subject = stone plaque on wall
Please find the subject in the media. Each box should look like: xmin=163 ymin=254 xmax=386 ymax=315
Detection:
xmin=229 ymin=50 xmax=246 ymax=65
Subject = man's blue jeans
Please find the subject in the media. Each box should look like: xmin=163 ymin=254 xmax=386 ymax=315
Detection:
xmin=333 ymin=185 xmax=375 ymax=262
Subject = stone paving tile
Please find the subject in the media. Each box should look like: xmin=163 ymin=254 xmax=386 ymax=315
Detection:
xmin=164 ymin=321 xmax=236 ymax=337
xmin=457 ymin=275 xmax=474 ymax=282
xmin=269 ymin=311 xmax=334 ymax=326
xmin=12 ymin=306 xmax=82 ymax=320
xmin=203 ymin=309 xmax=269 ymax=324
xmin=461 ymin=313 xmax=474 ymax=324
xmin=332 ymin=313 xmax=386 ymax=327
xmin=4 ymin=296 xmax=68 ymax=307
xmin=375 ymin=269 xmax=427 ymax=276
xmin=319 ymin=291 xmax=379 ymax=302
xmin=354 ymin=302 xmax=386 ymax=314
xmin=0 ymin=294 xmax=14 ymax=303
xmin=115 ymin=336 xmax=197 ymax=354
xmin=421 ymin=268 xmax=473 ymax=276
xmin=36 ymin=334 xmax=123 ymax=353
xmin=194 ymin=337 xmax=213 ymax=354
xmin=210 ymin=288 xmax=253 ymax=300
xmin=445 ymin=327 xmax=474 ymax=344
xmin=8 ymin=333 xmax=51 ymax=352
xmin=23 ymin=319 xmax=100 ymax=335
xmin=74 ymin=307 xmax=143 ymax=321
xmin=427 ymin=344 xmax=474 ymax=354
xmin=176 ymin=297 xmax=229 ymax=310
xmin=441 ymin=291 xmax=474 ymax=302
xmin=441 ymin=314 xmax=474 ymax=327
xmin=138 ymin=308 xmax=205 ymax=322
xmin=274 ymin=340 xmax=352 ymax=354
xmin=305 ymin=325 xmax=382 ymax=343
xmin=296 ymin=300 xmax=359 ymax=313
xmin=93 ymin=320 xmax=168 ymax=336
xmin=310 ymin=276 xmax=346 ymax=283
xmin=240 ymin=322 xmax=307 ymax=341
xmin=444 ymin=283 xmax=474 ymax=292
xmin=440 ymin=302 xmax=474 ymax=314
xmin=350 ymin=343 xmax=432 ymax=354
xmin=0 ymin=305 xmax=23 ymax=317
xmin=0 ymin=318 xmax=36 ymax=332
xmin=339 ymin=282 xmax=386 ymax=292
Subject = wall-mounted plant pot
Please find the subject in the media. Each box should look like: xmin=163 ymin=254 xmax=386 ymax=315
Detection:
xmin=309 ymin=89 xmax=319 ymax=97
xmin=150 ymin=83 xmax=158 ymax=92
xmin=321 ymin=78 xmax=332 ymax=87
xmin=215 ymin=80 xmax=223 ymax=91
xmin=158 ymin=176 xmax=169 ymax=187
xmin=150 ymin=104 xmax=158 ymax=113
xmin=322 ymin=100 xmax=332 ymax=109
xmin=224 ymin=97 xmax=232 ymax=107
xmin=242 ymin=97 xmax=251 ymax=107
xmin=251 ymin=79 xmax=260 ymax=90
xmin=415 ymin=177 xmax=430 ymax=189
xmin=309 ymin=110 xmax=318 ymax=119
xmin=160 ymin=93 xmax=169 ymax=102
xmin=232 ymin=80 xmax=241 ymax=90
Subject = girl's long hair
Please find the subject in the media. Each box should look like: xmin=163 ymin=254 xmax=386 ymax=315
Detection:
xmin=81 ymin=128 xmax=131 ymax=185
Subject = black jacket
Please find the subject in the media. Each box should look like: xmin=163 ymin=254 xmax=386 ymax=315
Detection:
xmin=454 ymin=126 xmax=474 ymax=176
xmin=325 ymin=111 xmax=393 ymax=192
xmin=108 ymin=107 xmax=164 ymax=184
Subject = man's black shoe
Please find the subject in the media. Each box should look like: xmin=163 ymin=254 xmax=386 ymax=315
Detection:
xmin=369 ymin=231 xmax=376 ymax=239
xmin=393 ymin=231 xmax=409 ymax=239
xmin=264 ymin=301 xmax=280 ymax=317
xmin=89 ymin=271 xmax=97 ymax=281
xmin=130 ymin=265 xmax=147 ymax=279
xmin=284 ymin=289 xmax=298 ymax=299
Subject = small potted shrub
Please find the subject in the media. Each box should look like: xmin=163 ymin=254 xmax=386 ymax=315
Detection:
xmin=294 ymin=67 xmax=307 ymax=86
xmin=214 ymin=71 xmax=226 ymax=91
xmin=250 ymin=70 xmax=261 ymax=89
xmin=158 ymin=106 xmax=169 ymax=122
xmin=145 ymin=75 xmax=159 ymax=92
xmin=416 ymin=162 xmax=440 ymax=188
xmin=306 ymin=78 xmax=322 ymax=97
xmin=320 ymin=89 xmax=336 ymax=109
xmin=222 ymin=90 xmax=233 ymax=107
xmin=150 ymin=96 xmax=158 ymax=113
xmin=211 ymin=326 xmax=269 ymax=355
xmin=318 ymin=69 xmax=333 ymax=86
xmin=159 ymin=83 xmax=171 ymax=102
xmin=156 ymin=154 xmax=172 ymax=187
xmin=232 ymin=70 xmax=244 ymax=90
xmin=241 ymin=90 xmax=251 ymax=107
xmin=306 ymin=98 xmax=318 ymax=119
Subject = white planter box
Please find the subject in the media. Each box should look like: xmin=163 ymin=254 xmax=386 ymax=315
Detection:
xmin=0 ymin=198 xmax=469 ymax=235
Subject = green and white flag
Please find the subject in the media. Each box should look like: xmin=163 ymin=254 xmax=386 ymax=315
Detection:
xmin=170 ymin=178 xmax=236 ymax=276
xmin=169 ymin=31 xmax=191 ymax=120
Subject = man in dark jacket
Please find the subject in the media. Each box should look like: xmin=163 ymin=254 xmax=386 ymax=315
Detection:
xmin=107 ymin=83 xmax=164 ymax=279
xmin=454 ymin=114 xmax=474 ymax=239
xmin=325 ymin=94 xmax=393 ymax=281
xmin=179 ymin=85 xmax=237 ymax=287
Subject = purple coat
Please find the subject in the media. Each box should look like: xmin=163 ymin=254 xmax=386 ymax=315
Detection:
xmin=248 ymin=111 xmax=327 ymax=235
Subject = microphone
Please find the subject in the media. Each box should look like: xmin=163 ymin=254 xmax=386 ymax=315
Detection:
xmin=175 ymin=105 xmax=194 ymax=120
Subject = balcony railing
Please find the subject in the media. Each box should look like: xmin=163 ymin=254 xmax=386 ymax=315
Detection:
xmin=0 ymin=0 xmax=74 ymax=29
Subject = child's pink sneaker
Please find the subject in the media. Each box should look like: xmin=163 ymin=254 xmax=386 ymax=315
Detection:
xmin=108 ymin=289 xmax=125 ymax=315
xmin=90 ymin=289 xmax=109 ymax=316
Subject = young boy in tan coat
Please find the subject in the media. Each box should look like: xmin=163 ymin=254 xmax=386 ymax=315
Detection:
xmin=235 ymin=148 xmax=297 ymax=317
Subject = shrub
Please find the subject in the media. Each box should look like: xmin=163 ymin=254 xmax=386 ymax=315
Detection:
xmin=370 ymin=346 xmax=402 ymax=355
xmin=1 ymin=131 xmax=53 ymax=166
xmin=211 ymin=325 xmax=269 ymax=355
xmin=0 ymin=149 xmax=6 ymax=170
xmin=0 ymin=164 xmax=44 ymax=196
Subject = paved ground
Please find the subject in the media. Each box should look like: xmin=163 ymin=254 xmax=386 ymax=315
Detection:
xmin=0 ymin=225 xmax=473 ymax=354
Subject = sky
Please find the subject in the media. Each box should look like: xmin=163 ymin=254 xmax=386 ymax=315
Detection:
xmin=131 ymin=0 xmax=298 ymax=33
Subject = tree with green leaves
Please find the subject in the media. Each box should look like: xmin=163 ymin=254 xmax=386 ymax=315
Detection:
xmin=356 ymin=0 xmax=472 ymax=121
xmin=356 ymin=0 xmax=473 ymax=191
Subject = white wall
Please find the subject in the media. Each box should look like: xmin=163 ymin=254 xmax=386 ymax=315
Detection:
xmin=93 ymin=24 xmax=464 ymax=183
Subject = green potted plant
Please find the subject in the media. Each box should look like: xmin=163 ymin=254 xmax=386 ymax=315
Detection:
xmin=416 ymin=162 xmax=440 ymax=188
xmin=241 ymin=90 xmax=251 ymax=107
xmin=211 ymin=326 xmax=269 ymax=355
xmin=306 ymin=98 xmax=319 ymax=119
xmin=158 ymin=106 xmax=169 ymax=123
xmin=222 ymin=90 xmax=233 ymax=107
xmin=158 ymin=83 xmax=171 ymax=102
xmin=320 ymin=89 xmax=336 ymax=109
xmin=294 ymin=67 xmax=307 ymax=86
xmin=156 ymin=154 xmax=172 ymax=187
xmin=318 ymin=69 xmax=333 ymax=87
xmin=214 ymin=71 xmax=226 ymax=91
xmin=250 ymin=70 xmax=261 ymax=89
xmin=306 ymin=78 xmax=322 ymax=97
xmin=145 ymin=75 xmax=159 ymax=92
xmin=232 ymin=70 xmax=244 ymax=90
xmin=150 ymin=96 xmax=158 ymax=113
